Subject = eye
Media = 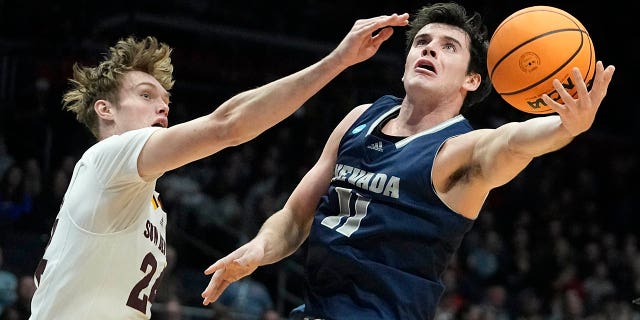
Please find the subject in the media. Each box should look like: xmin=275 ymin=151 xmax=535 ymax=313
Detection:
xmin=443 ymin=43 xmax=457 ymax=52
xmin=141 ymin=92 xmax=151 ymax=99
xmin=415 ymin=39 xmax=427 ymax=46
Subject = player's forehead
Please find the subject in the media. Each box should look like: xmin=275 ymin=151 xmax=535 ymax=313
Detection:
xmin=414 ymin=23 xmax=470 ymax=45
xmin=120 ymin=71 xmax=169 ymax=97
xmin=121 ymin=71 xmax=160 ymax=88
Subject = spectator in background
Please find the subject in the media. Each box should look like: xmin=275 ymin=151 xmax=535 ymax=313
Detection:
xmin=549 ymin=289 xmax=585 ymax=320
xmin=260 ymin=308 xmax=281 ymax=320
xmin=217 ymin=277 xmax=275 ymax=320
xmin=0 ymin=136 xmax=14 ymax=180
xmin=514 ymin=288 xmax=545 ymax=320
xmin=0 ymin=275 xmax=36 ymax=320
xmin=13 ymin=158 xmax=42 ymax=232
xmin=0 ymin=308 xmax=19 ymax=320
xmin=21 ymin=159 xmax=40 ymax=200
xmin=481 ymin=284 xmax=510 ymax=320
xmin=153 ymin=295 xmax=183 ymax=320
xmin=0 ymin=164 xmax=32 ymax=228
xmin=18 ymin=276 xmax=35 ymax=319
xmin=0 ymin=247 xmax=17 ymax=316
xmin=582 ymin=261 xmax=615 ymax=313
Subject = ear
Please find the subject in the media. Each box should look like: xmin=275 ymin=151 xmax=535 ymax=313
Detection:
xmin=94 ymin=99 xmax=114 ymax=121
xmin=463 ymin=73 xmax=481 ymax=92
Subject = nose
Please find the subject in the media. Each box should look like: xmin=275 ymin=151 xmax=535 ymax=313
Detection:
xmin=422 ymin=47 xmax=436 ymax=58
xmin=158 ymin=101 xmax=169 ymax=116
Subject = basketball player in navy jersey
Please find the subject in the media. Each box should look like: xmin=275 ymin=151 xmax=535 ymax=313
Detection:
xmin=28 ymin=14 xmax=409 ymax=320
xmin=201 ymin=2 xmax=615 ymax=319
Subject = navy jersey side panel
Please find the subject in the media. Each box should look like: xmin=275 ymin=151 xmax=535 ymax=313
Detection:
xmin=302 ymin=95 xmax=476 ymax=320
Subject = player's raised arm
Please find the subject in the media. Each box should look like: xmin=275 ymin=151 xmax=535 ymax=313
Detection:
xmin=138 ymin=13 xmax=409 ymax=178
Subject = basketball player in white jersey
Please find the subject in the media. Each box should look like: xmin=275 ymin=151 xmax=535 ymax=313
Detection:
xmin=29 ymin=14 xmax=410 ymax=319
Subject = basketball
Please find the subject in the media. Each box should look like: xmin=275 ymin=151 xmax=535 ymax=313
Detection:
xmin=487 ymin=6 xmax=596 ymax=114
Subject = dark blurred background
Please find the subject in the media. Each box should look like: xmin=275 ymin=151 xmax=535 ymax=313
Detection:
xmin=0 ymin=1 xmax=637 ymax=319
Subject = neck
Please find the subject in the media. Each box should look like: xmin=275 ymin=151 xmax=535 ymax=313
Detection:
xmin=384 ymin=96 xmax=460 ymax=136
xmin=98 ymin=123 xmax=117 ymax=141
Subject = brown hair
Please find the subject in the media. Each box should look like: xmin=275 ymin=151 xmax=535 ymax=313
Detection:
xmin=405 ymin=2 xmax=491 ymax=111
xmin=62 ymin=36 xmax=175 ymax=139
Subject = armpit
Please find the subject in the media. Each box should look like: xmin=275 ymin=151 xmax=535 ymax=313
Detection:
xmin=443 ymin=163 xmax=482 ymax=192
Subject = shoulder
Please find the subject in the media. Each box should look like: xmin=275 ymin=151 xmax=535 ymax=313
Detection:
xmin=90 ymin=127 xmax=161 ymax=154
xmin=79 ymin=127 xmax=163 ymax=182
xmin=106 ymin=127 xmax=161 ymax=145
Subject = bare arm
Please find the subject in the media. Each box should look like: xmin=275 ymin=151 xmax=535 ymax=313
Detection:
xmin=138 ymin=14 xmax=408 ymax=178
xmin=200 ymin=104 xmax=369 ymax=305
xmin=252 ymin=104 xmax=369 ymax=263
xmin=434 ymin=62 xmax=615 ymax=218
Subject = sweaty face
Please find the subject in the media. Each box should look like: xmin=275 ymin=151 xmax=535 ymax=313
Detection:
xmin=403 ymin=23 xmax=474 ymax=102
xmin=111 ymin=71 xmax=170 ymax=134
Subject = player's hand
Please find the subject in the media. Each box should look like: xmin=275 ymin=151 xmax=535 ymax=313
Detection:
xmin=201 ymin=240 xmax=265 ymax=305
xmin=331 ymin=13 xmax=409 ymax=68
xmin=542 ymin=61 xmax=615 ymax=136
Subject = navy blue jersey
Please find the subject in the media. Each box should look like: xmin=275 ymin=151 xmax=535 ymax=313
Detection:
xmin=301 ymin=95 xmax=476 ymax=320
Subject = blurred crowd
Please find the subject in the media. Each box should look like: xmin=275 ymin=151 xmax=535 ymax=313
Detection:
xmin=1 ymin=1 xmax=638 ymax=319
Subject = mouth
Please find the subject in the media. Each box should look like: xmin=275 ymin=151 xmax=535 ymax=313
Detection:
xmin=152 ymin=118 xmax=168 ymax=128
xmin=415 ymin=59 xmax=436 ymax=75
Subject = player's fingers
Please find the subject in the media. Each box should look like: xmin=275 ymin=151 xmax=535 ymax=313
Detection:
xmin=572 ymin=67 xmax=590 ymax=101
xmin=201 ymin=269 xmax=232 ymax=304
xmin=551 ymin=78 xmax=574 ymax=107
xmin=354 ymin=13 xmax=408 ymax=35
xmin=601 ymin=64 xmax=616 ymax=85
xmin=371 ymin=27 xmax=394 ymax=46
xmin=359 ymin=13 xmax=409 ymax=27
xmin=202 ymin=279 xmax=231 ymax=305
xmin=588 ymin=61 xmax=615 ymax=106
xmin=541 ymin=93 xmax=564 ymax=114
xmin=204 ymin=259 xmax=227 ymax=275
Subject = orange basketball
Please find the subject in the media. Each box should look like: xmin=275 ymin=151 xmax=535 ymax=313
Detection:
xmin=487 ymin=6 xmax=596 ymax=114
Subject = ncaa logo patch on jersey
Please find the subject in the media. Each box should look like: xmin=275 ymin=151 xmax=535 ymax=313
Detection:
xmin=352 ymin=124 xmax=367 ymax=135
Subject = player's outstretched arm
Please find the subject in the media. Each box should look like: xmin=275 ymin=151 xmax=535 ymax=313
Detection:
xmin=500 ymin=60 xmax=616 ymax=161
xmin=476 ymin=61 xmax=615 ymax=190
xmin=432 ymin=61 xmax=615 ymax=218
xmin=200 ymin=102 xmax=369 ymax=306
xmin=138 ymin=13 xmax=409 ymax=178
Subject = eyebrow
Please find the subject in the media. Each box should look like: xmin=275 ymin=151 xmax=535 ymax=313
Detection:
xmin=414 ymin=33 xmax=464 ymax=48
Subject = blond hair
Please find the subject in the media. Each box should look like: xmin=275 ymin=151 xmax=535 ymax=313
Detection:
xmin=62 ymin=36 xmax=175 ymax=139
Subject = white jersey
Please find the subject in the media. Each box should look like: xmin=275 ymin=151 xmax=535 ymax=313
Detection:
xmin=30 ymin=127 xmax=168 ymax=320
